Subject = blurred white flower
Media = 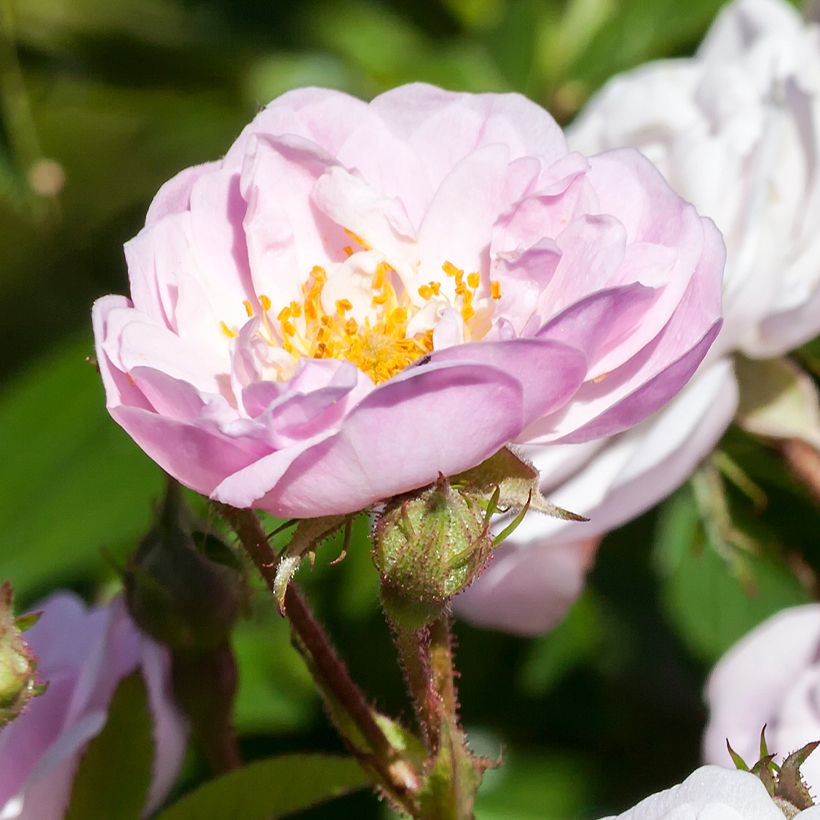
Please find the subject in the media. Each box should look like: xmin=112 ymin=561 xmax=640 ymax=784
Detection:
xmin=704 ymin=604 xmax=820 ymax=795
xmin=457 ymin=0 xmax=820 ymax=635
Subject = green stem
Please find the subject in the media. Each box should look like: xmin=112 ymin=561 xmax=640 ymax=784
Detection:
xmin=391 ymin=624 xmax=438 ymax=749
xmin=218 ymin=505 xmax=420 ymax=812
xmin=390 ymin=611 xmax=461 ymax=755
xmin=391 ymin=613 xmax=481 ymax=820
xmin=428 ymin=614 xmax=459 ymax=728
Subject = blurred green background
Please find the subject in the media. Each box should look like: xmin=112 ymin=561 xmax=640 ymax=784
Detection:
xmin=1 ymin=0 xmax=817 ymax=816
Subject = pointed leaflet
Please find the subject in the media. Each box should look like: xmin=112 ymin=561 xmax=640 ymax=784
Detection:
xmin=775 ymin=741 xmax=819 ymax=810
xmin=452 ymin=447 xmax=587 ymax=520
xmin=273 ymin=516 xmax=348 ymax=613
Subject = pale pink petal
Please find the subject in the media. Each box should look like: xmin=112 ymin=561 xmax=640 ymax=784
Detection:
xmin=112 ymin=405 xmax=268 ymax=496
xmin=425 ymin=338 xmax=587 ymax=426
xmin=128 ymin=367 xmax=223 ymax=423
xmin=240 ymin=134 xmax=349 ymax=316
xmin=92 ymin=297 xmax=162 ymax=415
xmin=185 ymin=168 xmax=255 ymax=328
xmin=225 ymin=87 xmax=370 ymax=168
xmin=0 ymin=711 xmax=107 ymax=820
xmin=0 ymin=595 xmax=185 ymax=820
xmin=145 ymin=161 xmax=220 ymax=226
xmin=527 ymin=216 xmax=724 ymax=444
xmin=211 ymin=433 xmax=337 ymax=511
xmin=537 ymin=285 xmax=656 ymax=369
xmin=455 ymin=538 xmax=599 ymax=635
xmin=538 ymin=214 xmax=628 ymax=316
xmin=417 ymin=144 xmax=527 ymax=278
xmin=233 ymin=363 xmax=527 ymax=517
xmin=107 ymin=307 xmax=228 ymax=395
xmin=311 ymin=165 xmax=417 ymax=278
xmin=491 ymin=173 xmax=597 ymax=257
xmin=370 ymin=84 xmax=568 ymax=189
xmin=336 ymin=111 xmax=433 ymax=231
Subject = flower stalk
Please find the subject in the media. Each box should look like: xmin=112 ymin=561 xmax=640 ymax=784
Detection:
xmin=217 ymin=505 xmax=421 ymax=814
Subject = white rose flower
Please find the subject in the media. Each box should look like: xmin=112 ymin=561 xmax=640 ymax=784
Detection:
xmin=457 ymin=0 xmax=820 ymax=635
xmin=704 ymin=604 xmax=820 ymax=796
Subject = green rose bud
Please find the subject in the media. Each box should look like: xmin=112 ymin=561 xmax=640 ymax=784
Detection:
xmin=373 ymin=476 xmax=493 ymax=630
xmin=0 ymin=582 xmax=45 ymax=727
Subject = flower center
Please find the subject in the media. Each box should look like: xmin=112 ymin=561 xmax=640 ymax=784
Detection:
xmin=273 ymin=263 xmax=436 ymax=384
xmin=224 ymin=253 xmax=501 ymax=384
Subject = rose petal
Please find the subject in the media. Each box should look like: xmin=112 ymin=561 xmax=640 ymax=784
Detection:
xmin=225 ymin=362 xmax=527 ymax=517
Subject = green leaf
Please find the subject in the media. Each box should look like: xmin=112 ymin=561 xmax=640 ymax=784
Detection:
xmin=654 ymin=486 xmax=809 ymax=662
xmin=156 ymin=754 xmax=370 ymax=820
xmin=66 ymin=672 xmax=154 ymax=820
xmin=0 ymin=336 xmax=163 ymax=600
xmin=453 ymin=447 xmax=586 ymax=520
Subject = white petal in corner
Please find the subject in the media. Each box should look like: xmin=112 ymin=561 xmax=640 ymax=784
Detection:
xmin=601 ymin=765 xmax=788 ymax=820
xmin=514 ymin=358 xmax=739 ymax=547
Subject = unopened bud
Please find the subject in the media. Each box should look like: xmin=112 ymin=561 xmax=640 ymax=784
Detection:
xmin=0 ymin=582 xmax=45 ymax=726
xmin=125 ymin=481 xmax=245 ymax=653
xmin=373 ymin=477 xmax=493 ymax=630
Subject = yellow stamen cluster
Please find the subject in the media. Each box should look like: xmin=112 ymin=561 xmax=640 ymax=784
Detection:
xmin=441 ymin=261 xmax=502 ymax=323
xmin=221 ymin=252 xmax=504 ymax=383
xmin=269 ymin=264 xmax=434 ymax=384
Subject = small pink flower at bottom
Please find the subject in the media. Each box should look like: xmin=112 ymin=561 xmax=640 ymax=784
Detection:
xmin=0 ymin=593 xmax=186 ymax=820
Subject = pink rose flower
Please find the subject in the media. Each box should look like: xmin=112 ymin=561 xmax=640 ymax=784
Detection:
xmin=704 ymin=605 xmax=820 ymax=795
xmin=458 ymin=0 xmax=820 ymax=634
xmin=0 ymin=594 xmax=186 ymax=819
xmin=93 ymin=83 xmax=723 ymax=519
xmin=602 ymin=765 xmax=819 ymax=819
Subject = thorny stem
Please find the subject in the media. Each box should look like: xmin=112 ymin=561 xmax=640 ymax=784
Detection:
xmin=217 ymin=505 xmax=419 ymax=812
xmin=392 ymin=625 xmax=438 ymax=748
xmin=428 ymin=614 xmax=459 ymax=729
xmin=391 ymin=613 xmax=460 ymax=754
